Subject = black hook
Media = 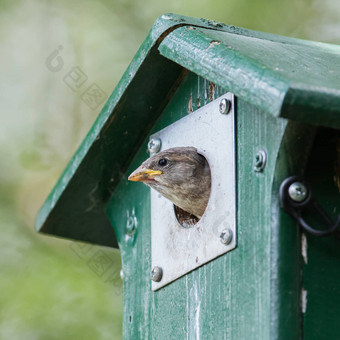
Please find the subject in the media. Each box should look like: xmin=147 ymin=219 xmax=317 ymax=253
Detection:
xmin=280 ymin=176 xmax=340 ymax=237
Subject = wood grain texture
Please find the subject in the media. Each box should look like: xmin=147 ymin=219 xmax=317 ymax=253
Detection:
xmin=159 ymin=26 xmax=340 ymax=128
xmin=37 ymin=13 xmax=340 ymax=246
xmin=106 ymin=73 xmax=314 ymax=339
xmin=35 ymin=13 xmax=340 ymax=338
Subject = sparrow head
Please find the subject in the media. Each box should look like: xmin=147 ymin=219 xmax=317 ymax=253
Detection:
xmin=128 ymin=147 xmax=211 ymax=219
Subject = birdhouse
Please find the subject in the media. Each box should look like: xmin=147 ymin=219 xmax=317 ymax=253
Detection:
xmin=36 ymin=14 xmax=340 ymax=339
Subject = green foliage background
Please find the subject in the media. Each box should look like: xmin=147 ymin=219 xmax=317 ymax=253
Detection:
xmin=1 ymin=0 xmax=339 ymax=339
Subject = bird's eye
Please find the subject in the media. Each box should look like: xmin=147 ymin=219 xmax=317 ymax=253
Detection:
xmin=158 ymin=158 xmax=168 ymax=167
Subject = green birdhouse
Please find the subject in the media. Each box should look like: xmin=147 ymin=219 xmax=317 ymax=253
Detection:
xmin=37 ymin=14 xmax=340 ymax=339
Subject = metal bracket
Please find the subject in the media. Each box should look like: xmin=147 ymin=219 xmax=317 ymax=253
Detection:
xmin=280 ymin=176 xmax=340 ymax=237
xmin=150 ymin=93 xmax=237 ymax=291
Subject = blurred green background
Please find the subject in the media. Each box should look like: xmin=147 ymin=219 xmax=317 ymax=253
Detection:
xmin=1 ymin=0 xmax=340 ymax=339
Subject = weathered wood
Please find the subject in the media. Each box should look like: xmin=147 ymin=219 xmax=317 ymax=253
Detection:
xmin=159 ymin=26 xmax=340 ymax=128
xmin=36 ymin=13 xmax=340 ymax=246
xmin=36 ymin=13 xmax=340 ymax=339
xmin=107 ymin=73 xmax=316 ymax=339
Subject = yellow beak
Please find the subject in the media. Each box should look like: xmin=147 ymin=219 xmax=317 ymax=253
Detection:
xmin=128 ymin=167 xmax=162 ymax=182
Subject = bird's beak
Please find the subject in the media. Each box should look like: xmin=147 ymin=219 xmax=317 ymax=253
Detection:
xmin=128 ymin=166 xmax=162 ymax=182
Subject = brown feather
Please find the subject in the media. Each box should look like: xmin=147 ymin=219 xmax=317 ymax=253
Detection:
xmin=129 ymin=147 xmax=211 ymax=220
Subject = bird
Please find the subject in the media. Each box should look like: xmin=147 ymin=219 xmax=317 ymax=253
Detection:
xmin=128 ymin=147 xmax=211 ymax=222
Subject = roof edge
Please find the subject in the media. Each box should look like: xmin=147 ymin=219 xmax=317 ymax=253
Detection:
xmin=36 ymin=13 xmax=236 ymax=234
xmin=35 ymin=14 xmax=189 ymax=235
xmin=158 ymin=25 xmax=288 ymax=117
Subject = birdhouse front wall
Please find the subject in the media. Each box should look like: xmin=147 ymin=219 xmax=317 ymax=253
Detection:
xmin=106 ymin=71 xmax=302 ymax=339
xmin=36 ymin=14 xmax=340 ymax=338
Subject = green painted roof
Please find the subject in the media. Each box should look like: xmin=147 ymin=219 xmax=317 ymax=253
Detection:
xmin=159 ymin=25 xmax=340 ymax=127
xmin=36 ymin=14 xmax=340 ymax=247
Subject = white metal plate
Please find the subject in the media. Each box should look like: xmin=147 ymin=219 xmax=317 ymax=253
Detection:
xmin=151 ymin=93 xmax=236 ymax=291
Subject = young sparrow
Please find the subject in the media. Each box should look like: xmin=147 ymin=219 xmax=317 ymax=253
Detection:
xmin=128 ymin=147 xmax=211 ymax=219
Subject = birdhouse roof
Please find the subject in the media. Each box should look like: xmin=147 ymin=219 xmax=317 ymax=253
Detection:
xmin=36 ymin=14 xmax=340 ymax=247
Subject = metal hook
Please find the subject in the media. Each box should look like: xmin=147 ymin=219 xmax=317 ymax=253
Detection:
xmin=280 ymin=176 xmax=340 ymax=237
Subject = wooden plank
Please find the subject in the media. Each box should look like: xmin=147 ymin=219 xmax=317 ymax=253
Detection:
xmin=107 ymin=72 xmax=313 ymax=339
xmin=37 ymin=13 xmax=340 ymax=247
xmin=159 ymin=26 xmax=340 ymax=128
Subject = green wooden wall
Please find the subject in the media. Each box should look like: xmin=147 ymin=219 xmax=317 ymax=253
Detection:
xmin=34 ymin=14 xmax=340 ymax=339
xmin=105 ymin=72 xmax=329 ymax=339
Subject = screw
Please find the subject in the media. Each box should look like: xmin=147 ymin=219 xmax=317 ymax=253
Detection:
xmin=126 ymin=215 xmax=137 ymax=236
xmin=254 ymin=149 xmax=267 ymax=172
xmin=220 ymin=228 xmax=233 ymax=245
xmin=288 ymin=182 xmax=308 ymax=202
xmin=148 ymin=138 xmax=161 ymax=153
xmin=151 ymin=266 xmax=163 ymax=282
xmin=219 ymin=98 xmax=231 ymax=114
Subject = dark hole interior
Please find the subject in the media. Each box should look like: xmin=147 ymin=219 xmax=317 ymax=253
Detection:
xmin=174 ymin=205 xmax=200 ymax=228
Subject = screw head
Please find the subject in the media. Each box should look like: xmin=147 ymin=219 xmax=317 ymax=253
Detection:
xmin=151 ymin=266 xmax=163 ymax=282
xmin=288 ymin=182 xmax=308 ymax=202
xmin=254 ymin=149 xmax=267 ymax=172
xmin=219 ymin=98 xmax=231 ymax=114
xmin=220 ymin=228 xmax=233 ymax=245
xmin=126 ymin=215 xmax=137 ymax=236
xmin=148 ymin=138 xmax=161 ymax=154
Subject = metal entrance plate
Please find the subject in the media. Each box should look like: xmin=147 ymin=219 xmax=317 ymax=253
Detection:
xmin=151 ymin=93 xmax=236 ymax=291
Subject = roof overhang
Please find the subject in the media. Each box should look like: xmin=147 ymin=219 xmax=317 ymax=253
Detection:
xmin=36 ymin=13 xmax=340 ymax=247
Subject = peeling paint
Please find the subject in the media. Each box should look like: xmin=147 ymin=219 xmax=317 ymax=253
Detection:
xmin=208 ymin=81 xmax=216 ymax=101
xmin=188 ymin=94 xmax=193 ymax=113
xmin=187 ymin=280 xmax=201 ymax=340
xmin=301 ymin=288 xmax=308 ymax=314
xmin=208 ymin=40 xmax=221 ymax=49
